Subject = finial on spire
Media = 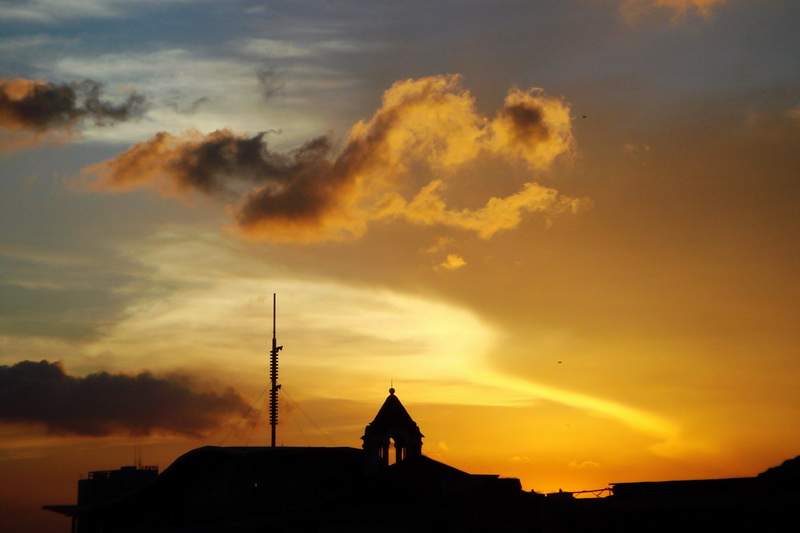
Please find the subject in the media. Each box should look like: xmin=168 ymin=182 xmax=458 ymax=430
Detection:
xmin=389 ymin=380 xmax=395 ymax=395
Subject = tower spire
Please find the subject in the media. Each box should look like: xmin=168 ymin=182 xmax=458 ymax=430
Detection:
xmin=269 ymin=293 xmax=283 ymax=447
xmin=361 ymin=388 xmax=424 ymax=473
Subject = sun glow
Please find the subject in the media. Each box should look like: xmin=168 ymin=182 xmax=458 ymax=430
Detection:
xmin=76 ymin=228 xmax=695 ymax=456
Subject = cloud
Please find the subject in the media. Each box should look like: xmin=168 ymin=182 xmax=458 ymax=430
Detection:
xmin=568 ymin=459 xmax=600 ymax=468
xmin=85 ymin=75 xmax=587 ymax=242
xmin=0 ymin=78 xmax=146 ymax=149
xmin=402 ymin=180 xmax=586 ymax=238
xmin=619 ymin=0 xmax=729 ymax=20
xmin=479 ymin=370 xmax=695 ymax=457
xmin=0 ymin=360 xmax=248 ymax=437
xmin=169 ymin=96 xmax=210 ymax=115
xmin=622 ymin=143 xmax=651 ymax=158
xmin=53 ymin=48 xmax=275 ymax=145
xmin=436 ymin=254 xmax=467 ymax=271
xmin=256 ymin=65 xmax=285 ymax=100
xmin=423 ymin=236 xmax=455 ymax=254
xmin=0 ymin=0 xmax=199 ymax=23
xmin=0 ymin=0 xmax=119 ymax=22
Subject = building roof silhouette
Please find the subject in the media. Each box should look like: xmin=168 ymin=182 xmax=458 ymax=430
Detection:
xmin=366 ymin=387 xmax=423 ymax=435
xmin=44 ymin=389 xmax=532 ymax=532
xmin=44 ymin=390 xmax=800 ymax=532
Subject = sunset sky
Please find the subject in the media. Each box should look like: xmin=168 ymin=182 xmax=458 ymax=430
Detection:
xmin=2 ymin=1 xmax=800 ymax=530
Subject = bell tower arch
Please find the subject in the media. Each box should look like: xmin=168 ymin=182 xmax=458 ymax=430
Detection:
xmin=362 ymin=388 xmax=424 ymax=474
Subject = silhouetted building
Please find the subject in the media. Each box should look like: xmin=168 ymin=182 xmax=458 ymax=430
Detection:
xmin=362 ymin=386 xmax=424 ymax=473
xmin=78 ymin=465 xmax=159 ymax=505
xmin=43 ymin=388 xmax=800 ymax=532
xmin=44 ymin=388 xmax=531 ymax=532
xmin=44 ymin=464 xmax=158 ymax=532
xmin=538 ymin=465 xmax=800 ymax=532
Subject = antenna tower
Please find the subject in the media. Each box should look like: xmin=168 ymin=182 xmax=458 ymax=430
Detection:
xmin=269 ymin=293 xmax=283 ymax=447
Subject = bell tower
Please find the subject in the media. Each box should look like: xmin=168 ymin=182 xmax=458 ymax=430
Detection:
xmin=362 ymin=387 xmax=424 ymax=474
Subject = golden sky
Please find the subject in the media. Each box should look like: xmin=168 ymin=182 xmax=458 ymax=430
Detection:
xmin=1 ymin=1 xmax=799 ymax=531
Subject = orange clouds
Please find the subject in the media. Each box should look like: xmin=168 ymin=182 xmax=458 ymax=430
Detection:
xmin=620 ymin=0 xmax=729 ymax=20
xmin=0 ymin=77 xmax=145 ymax=150
xmin=489 ymin=88 xmax=574 ymax=168
xmin=86 ymin=75 xmax=586 ymax=242
xmin=401 ymin=180 xmax=586 ymax=239
xmin=436 ymin=254 xmax=467 ymax=271
xmin=657 ymin=0 xmax=728 ymax=16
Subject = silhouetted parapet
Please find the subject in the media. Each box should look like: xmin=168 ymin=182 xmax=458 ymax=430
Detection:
xmin=758 ymin=455 xmax=800 ymax=480
xmin=44 ymin=446 xmax=534 ymax=532
xmin=362 ymin=454 xmax=524 ymax=502
xmin=78 ymin=465 xmax=158 ymax=505
xmin=43 ymin=463 xmax=159 ymax=532
xmin=362 ymin=388 xmax=424 ymax=474
xmin=337 ymin=454 xmax=531 ymax=531
xmin=610 ymin=477 xmax=762 ymax=499
xmin=44 ymin=446 xmax=366 ymax=532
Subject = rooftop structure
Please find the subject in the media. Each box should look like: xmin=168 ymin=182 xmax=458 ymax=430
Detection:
xmin=44 ymin=388 xmax=529 ymax=532
xmin=362 ymin=387 xmax=424 ymax=473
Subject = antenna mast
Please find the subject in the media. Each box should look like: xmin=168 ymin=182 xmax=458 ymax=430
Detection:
xmin=269 ymin=294 xmax=283 ymax=447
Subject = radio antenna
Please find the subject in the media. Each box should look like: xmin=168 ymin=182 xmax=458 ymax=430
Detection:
xmin=269 ymin=293 xmax=283 ymax=447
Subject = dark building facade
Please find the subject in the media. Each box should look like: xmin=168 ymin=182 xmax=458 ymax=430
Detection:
xmin=78 ymin=465 xmax=159 ymax=506
xmin=45 ymin=389 xmax=531 ymax=532
xmin=362 ymin=386 xmax=424 ymax=473
xmin=44 ymin=388 xmax=800 ymax=532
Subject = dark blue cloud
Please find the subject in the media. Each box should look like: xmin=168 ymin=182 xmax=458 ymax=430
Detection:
xmin=0 ymin=360 xmax=248 ymax=437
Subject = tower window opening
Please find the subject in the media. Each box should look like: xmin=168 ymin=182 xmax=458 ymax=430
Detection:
xmin=389 ymin=438 xmax=397 ymax=466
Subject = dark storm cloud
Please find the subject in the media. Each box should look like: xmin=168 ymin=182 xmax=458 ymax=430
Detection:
xmin=234 ymin=135 xmax=339 ymax=224
xmin=0 ymin=78 xmax=146 ymax=133
xmin=168 ymin=130 xmax=333 ymax=196
xmin=0 ymin=360 xmax=248 ymax=437
xmin=183 ymin=132 xmax=333 ymax=194
xmin=85 ymin=128 xmax=345 ymax=238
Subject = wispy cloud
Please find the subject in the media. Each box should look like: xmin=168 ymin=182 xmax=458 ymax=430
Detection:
xmin=0 ymin=0 xmax=204 ymax=23
xmin=73 ymin=231 xmax=696 ymax=456
xmin=618 ymin=0 xmax=730 ymax=21
xmin=0 ymin=34 xmax=75 ymax=51
xmin=0 ymin=0 xmax=123 ymax=22
xmin=477 ymin=370 xmax=688 ymax=456
xmin=51 ymin=48 xmax=307 ymax=144
xmin=0 ymin=77 xmax=145 ymax=150
xmin=568 ymin=459 xmax=600 ymax=468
